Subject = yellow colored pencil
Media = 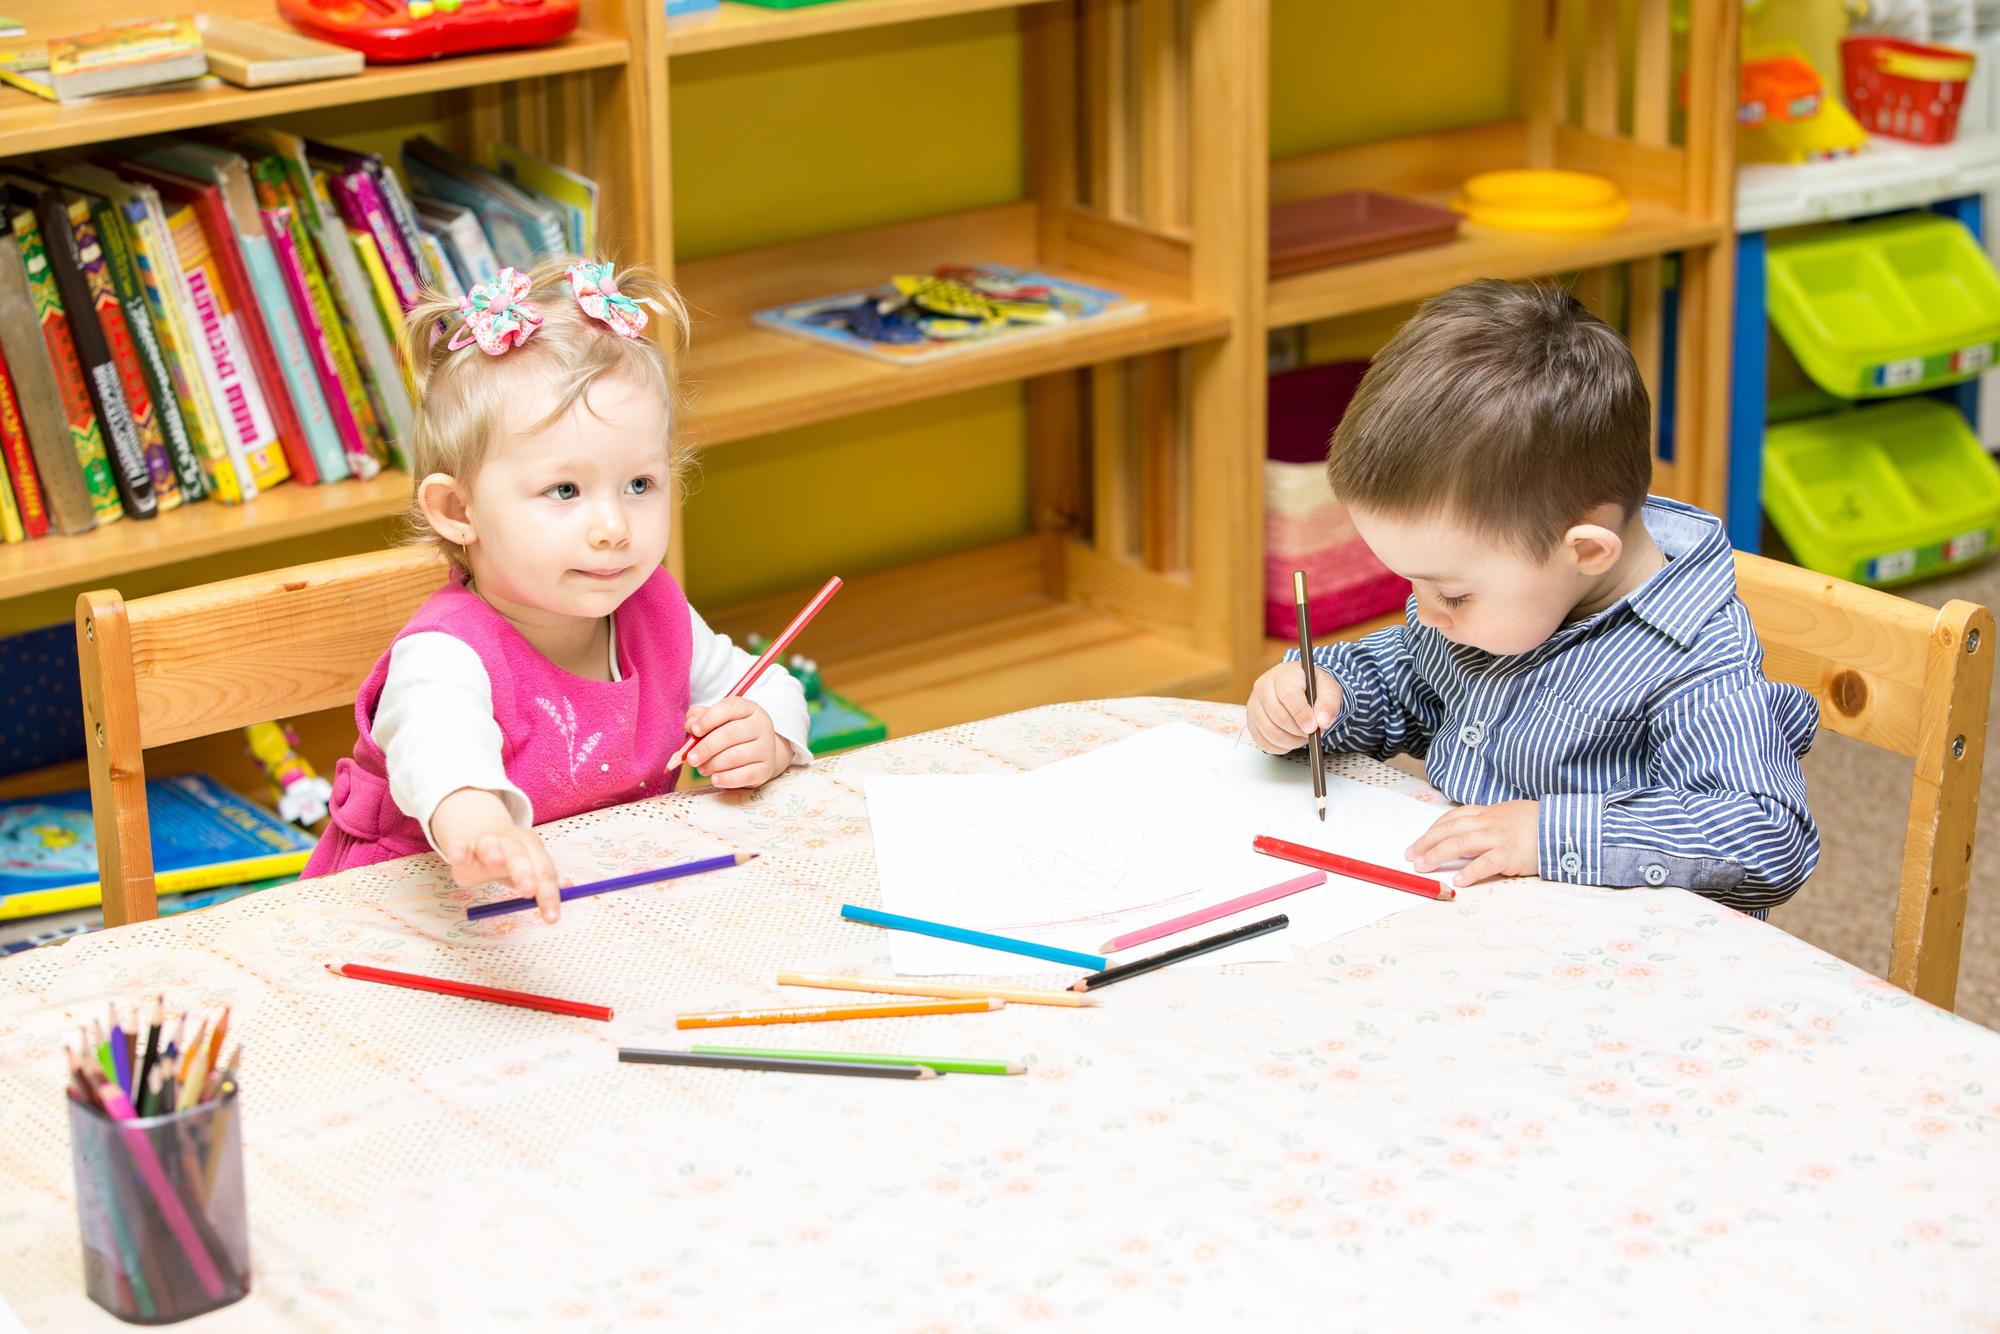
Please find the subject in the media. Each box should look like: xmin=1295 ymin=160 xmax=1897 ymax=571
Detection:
xmin=777 ymin=971 xmax=1092 ymax=1008
xmin=675 ymin=998 xmax=1003 ymax=1030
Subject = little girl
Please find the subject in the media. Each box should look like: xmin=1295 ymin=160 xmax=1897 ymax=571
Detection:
xmin=302 ymin=258 xmax=809 ymax=921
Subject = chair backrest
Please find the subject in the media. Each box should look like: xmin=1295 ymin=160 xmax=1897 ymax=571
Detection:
xmin=76 ymin=546 xmax=450 ymax=928
xmin=1734 ymin=551 xmax=1994 ymax=1010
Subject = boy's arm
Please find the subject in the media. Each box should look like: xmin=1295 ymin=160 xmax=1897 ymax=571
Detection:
xmin=1539 ymin=673 xmax=1821 ymax=912
xmin=1288 ymin=617 xmax=1444 ymax=760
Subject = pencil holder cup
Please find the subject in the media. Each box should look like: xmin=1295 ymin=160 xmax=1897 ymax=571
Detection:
xmin=67 ymin=1091 xmax=251 ymax=1324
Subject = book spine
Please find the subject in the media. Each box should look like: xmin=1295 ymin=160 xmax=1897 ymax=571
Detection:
xmin=67 ymin=199 xmax=179 ymax=512
xmin=92 ymin=195 xmax=204 ymax=502
xmin=166 ymin=204 xmax=289 ymax=495
xmin=123 ymin=197 xmax=236 ymax=503
xmin=264 ymin=206 xmax=375 ymax=480
xmin=331 ymin=172 xmax=421 ymax=310
xmin=347 ymin=227 xmax=416 ymax=406
xmin=310 ymin=168 xmax=411 ymax=466
xmin=9 ymin=205 xmax=121 ymax=523
xmin=0 ymin=232 xmax=94 ymax=533
xmin=0 ymin=451 xmax=23 ymax=541
xmin=145 ymin=194 xmax=252 ymax=502
xmin=236 ymin=218 xmax=344 ymax=483
xmin=370 ymin=163 xmax=436 ymax=291
xmin=0 ymin=344 xmax=49 ymax=538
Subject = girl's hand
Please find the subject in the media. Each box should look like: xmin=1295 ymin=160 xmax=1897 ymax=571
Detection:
xmin=684 ymin=698 xmax=792 ymax=790
xmin=1246 ymin=660 xmax=1342 ymax=755
xmin=1408 ymin=800 xmax=1540 ymax=887
xmin=431 ymin=788 xmax=565 ymax=922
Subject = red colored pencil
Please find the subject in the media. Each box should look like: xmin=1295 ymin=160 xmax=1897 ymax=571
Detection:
xmin=1252 ymin=834 xmax=1456 ymax=902
xmin=668 ymin=575 xmax=842 ymax=773
xmin=326 ymin=963 xmax=613 ymax=1021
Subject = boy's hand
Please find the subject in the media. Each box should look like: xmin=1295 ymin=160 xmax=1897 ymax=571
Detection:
xmin=1408 ymin=800 xmax=1540 ymax=887
xmin=432 ymin=788 xmax=565 ymax=923
xmin=1246 ymin=660 xmax=1343 ymax=755
xmin=685 ymin=698 xmax=791 ymax=790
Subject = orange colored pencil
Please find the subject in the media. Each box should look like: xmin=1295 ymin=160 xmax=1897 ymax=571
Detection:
xmin=675 ymin=998 xmax=1003 ymax=1030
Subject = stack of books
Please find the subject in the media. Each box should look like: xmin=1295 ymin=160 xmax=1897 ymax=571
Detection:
xmin=0 ymin=133 xmax=595 ymax=545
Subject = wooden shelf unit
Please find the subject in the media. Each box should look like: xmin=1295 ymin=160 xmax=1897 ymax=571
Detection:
xmin=665 ymin=0 xmax=1062 ymax=55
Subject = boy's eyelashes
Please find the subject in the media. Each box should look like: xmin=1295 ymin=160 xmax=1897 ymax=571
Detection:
xmin=1436 ymin=591 xmax=1471 ymax=609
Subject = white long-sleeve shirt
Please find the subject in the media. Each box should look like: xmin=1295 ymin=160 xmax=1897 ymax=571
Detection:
xmin=373 ymin=606 xmax=811 ymax=849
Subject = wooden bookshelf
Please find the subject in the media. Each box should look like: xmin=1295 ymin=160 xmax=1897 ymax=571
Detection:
xmin=679 ymin=203 xmax=1231 ymax=448
xmin=0 ymin=472 xmax=412 ymax=602
xmin=0 ymin=28 xmax=632 ymax=159
xmin=666 ymin=0 xmax=1062 ymax=56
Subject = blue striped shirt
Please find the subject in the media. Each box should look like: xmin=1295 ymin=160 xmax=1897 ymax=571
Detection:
xmin=1298 ymin=496 xmax=1820 ymax=911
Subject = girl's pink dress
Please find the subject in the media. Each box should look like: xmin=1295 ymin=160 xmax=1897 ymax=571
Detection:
xmin=302 ymin=566 xmax=692 ymax=878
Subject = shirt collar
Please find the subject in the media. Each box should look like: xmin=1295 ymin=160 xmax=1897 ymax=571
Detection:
xmin=1618 ymin=495 xmax=1737 ymax=649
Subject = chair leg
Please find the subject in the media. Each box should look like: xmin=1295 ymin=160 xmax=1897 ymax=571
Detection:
xmin=1890 ymin=599 xmax=1995 ymax=1010
xmin=77 ymin=591 xmax=158 ymax=927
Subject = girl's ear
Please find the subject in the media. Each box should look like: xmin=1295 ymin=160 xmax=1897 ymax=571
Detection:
xmin=418 ymin=472 xmax=476 ymax=547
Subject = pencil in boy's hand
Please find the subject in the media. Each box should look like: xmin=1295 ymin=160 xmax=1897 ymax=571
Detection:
xmin=674 ymin=997 xmax=1003 ymax=1030
xmin=1073 ymin=914 xmax=1291 ymax=992
xmin=1293 ymin=570 xmax=1328 ymax=822
xmin=619 ymin=1048 xmax=938 ymax=1079
xmin=1252 ymin=834 xmax=1456 ymax=901
xmin=668 ymin=575 xmax=842 ymax=773
xmin=466 ymin=851 xmax=756 ymax=920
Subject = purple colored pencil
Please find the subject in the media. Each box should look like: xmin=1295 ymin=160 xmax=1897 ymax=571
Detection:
xmin=1099 ymin=870 xmax=1328 ymax=953
xmin=465 ymin=851 xmax=758 ymax=921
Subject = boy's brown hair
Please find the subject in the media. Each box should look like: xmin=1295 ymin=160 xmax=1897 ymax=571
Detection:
xmin=1327 ymin=280 xmax=1652 ymax=557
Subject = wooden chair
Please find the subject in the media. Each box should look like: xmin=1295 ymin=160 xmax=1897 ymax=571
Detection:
xmin=1735 ymin=551 xmax=1994 ymax=1011
xmin=76 ymin=546 xmax=450 ymax=928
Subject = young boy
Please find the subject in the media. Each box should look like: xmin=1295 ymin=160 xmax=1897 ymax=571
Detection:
xmin=1246 ymin=280 xmax=1818 ymax=915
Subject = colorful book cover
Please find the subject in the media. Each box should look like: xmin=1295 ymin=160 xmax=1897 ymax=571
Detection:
xmin=65 ymin=195 xmax=181 ymax=511
xmin=348 ymin=227 xmax=416 ymax=403
xmin=265 ymin=206 xmax=376 ymax=480
xmin=0 ymin=343 xmax=48 ymax=538
xmin=489 ymin=141 xmax=597 ymax=253
xmin=6 ymin=199 xmax=120 ymax=523
xmin=750 ymin=268 xmax=1147 ymax=367
xmin=165 ymin=203 xmax=289 ymax=495
xmin=0 ymin=773 xmax=315 ymax=919
xmin=0 ymin=455 xmax=22 ymax=541
xmin=321 ymin=162 xmax=421 ymax=310
xmin=0 ymin=231 xmax=95 ymax=533
xmin=78 ymin=186 xmax=205 ymax=502
xmin=416 ymin=229 xmax=462 ymax=299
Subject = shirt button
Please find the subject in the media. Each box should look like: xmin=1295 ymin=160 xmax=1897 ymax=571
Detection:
xmin=1559 ymin=852 xmax=1582 ymax=874
xmin=1458 ymin=723 xmax=1484 ymax=747
xmin=638 ymin=780 xmax=647 ymax=789
xmin=600 ymin=763 xmax=610 ymax=773
xmin=1643 ymin=864 xmax=1668 ymax=886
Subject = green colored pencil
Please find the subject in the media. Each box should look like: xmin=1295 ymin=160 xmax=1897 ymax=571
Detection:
xmin=691 ymin=1045 xmax=1024 ymax=1077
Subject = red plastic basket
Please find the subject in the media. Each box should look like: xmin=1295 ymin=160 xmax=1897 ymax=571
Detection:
xmin=1842 ymin=36 xmax=1976 ymax=145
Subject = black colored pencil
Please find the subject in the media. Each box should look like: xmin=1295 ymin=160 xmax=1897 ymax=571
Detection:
xmin=133 ymin=997 xmax=163 ymax=1117
xmin=1071 ymin=913 xmax=1292 ymax=992
xmin=617 ymin=1048 xmax=937 ymax=1080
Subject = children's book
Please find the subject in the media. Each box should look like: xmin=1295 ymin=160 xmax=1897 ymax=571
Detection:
xmin=195 ymin=14 xmax=360 ymax=89
xmin=0 ymin=456 xmax=21 ymax=541
xmin=0 ymin=17 xmax=207 ymax=103
xmin=0 ymin=773 xmax=316 ymax=919
xmin=752 ymin=266 xmax=1147 ymax=366
xmin=0 ymin=351 xmax=47 ymax=539
xmin=413 ymin=195 xmax=498 ymax=288
xmin=488 ymin=142 xmax=596 ymax=254
xmin=402 ymin=136 xmax=564 ymax=270
xmin=0 ymin=231 xmax=96 ymax=532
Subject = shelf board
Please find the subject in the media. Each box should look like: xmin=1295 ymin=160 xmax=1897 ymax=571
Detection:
xmin=1267 ymin=195 xmax=1723 ymax=327
xmin=667 ymin=0 xmax=1060 ymax=56
xmin=678 ymin=202 xmax=1231 ymax=446
xmin=705 ymin=535 xmax=1231 ymax=738
xmin=0 ymin=29 xmax=630 ymax=159
xmin=0 ymin=469 xmax=412 ymax=601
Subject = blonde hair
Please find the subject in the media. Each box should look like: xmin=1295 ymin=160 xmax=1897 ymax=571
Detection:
xmin=399 ymin=256 xmax=692 ymax=572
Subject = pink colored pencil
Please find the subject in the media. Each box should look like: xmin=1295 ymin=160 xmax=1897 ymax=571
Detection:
xmin=668 ymin=575 xmax=842 ymax=771
xmin=1099 ymin=870 xmax=1328 ymax=953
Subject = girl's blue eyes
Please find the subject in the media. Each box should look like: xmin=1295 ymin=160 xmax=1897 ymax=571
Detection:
xmin=543 ymin=479 xmax=655 ymax=500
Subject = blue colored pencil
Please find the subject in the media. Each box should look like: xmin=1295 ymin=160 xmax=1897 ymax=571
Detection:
xmin=466 ymin=851 xmax=758 ymax=921
xmin=839 ymin=904 xmax=1107 ymax=970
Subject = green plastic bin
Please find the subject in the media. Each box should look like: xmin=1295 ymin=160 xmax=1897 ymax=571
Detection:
xmin=1766 ymin=213 xmax=2000 ymax=399
xmin=1763 ymin=398 xmax=2000 ymax=586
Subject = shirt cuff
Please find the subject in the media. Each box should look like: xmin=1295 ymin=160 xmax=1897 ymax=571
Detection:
xmin=1538 ymin=792 xmax=1603 ymax=884
xmin=411 ymin=778 xmax=533 ymax=854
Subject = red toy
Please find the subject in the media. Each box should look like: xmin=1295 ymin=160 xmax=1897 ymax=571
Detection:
xmin=1842 ymin=36 xmax=1977 ymax=146
xmin=276 ymin=0 xmax=579 ymax=65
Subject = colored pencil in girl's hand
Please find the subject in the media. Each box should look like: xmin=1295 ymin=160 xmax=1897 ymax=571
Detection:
xmin=327 ymin=962 xmax=614 ymax=1021
xmin=674 ymin=998 xmax=1003 ymax=1030
xmin=669 ymin=575 xmax=842 ymax=773
xmin=466 ymin=851 xmax=757 ymax=921
xmin=1073 ymin=914 xmax=1291 ymax=992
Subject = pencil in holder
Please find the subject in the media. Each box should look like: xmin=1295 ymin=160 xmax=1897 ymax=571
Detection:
xmin=66 ymin=1089 xmax=250 ymax=1324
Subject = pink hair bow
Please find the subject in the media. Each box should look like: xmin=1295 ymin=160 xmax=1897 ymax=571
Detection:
xmin=566 ymin=260 xmax=651 ymax=339
xmin=448 ymin=268 xmax=543 ymax=355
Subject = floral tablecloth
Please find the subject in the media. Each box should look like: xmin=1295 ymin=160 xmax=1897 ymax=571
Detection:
xmin=2 ymin=698 xmax=1997 ymax=1331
